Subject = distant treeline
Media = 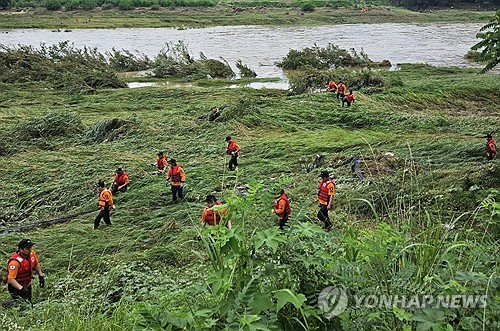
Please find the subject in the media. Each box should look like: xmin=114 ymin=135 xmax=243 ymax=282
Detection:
xmin=0 ymin=0 xmax=498 ymax=10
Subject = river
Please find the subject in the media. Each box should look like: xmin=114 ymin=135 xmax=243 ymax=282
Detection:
xmin=0 ymin=23 xmax=482 ymax=81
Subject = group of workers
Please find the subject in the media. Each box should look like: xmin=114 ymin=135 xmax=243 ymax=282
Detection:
xmin=328 ymin=79 xmax=356 ymax=107
xmin=5 ymin=127 xmax=496 ymax=304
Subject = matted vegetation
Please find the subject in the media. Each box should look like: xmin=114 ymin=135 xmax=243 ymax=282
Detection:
xmin=0 ymin=43 xmax=499 ymax=331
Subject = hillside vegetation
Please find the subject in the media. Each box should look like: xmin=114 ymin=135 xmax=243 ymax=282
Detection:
xmin=0 ymin=46 xmax=499 ymax=330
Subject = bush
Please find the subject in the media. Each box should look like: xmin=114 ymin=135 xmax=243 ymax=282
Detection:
xmin=83 ymin=118 xmax=137 ymax=143
xmin=107 ymin=48 xmax=152 ymax=72
xmin=17 ymin=112 xmax=84 ymax=139
xmin=300 ymin=2 xmax=314 ymax=12
xmin=45 ymin=0 xmax=62 ymax=10
xmin=235 ymin=59 xmax=257 ymax=78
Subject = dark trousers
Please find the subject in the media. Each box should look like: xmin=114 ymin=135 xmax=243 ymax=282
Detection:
xmin=342 ymin=99 xmax=352 ymax=107
xmin=229 ymin=153 xmax=238 ymax=170
xmin=317 ymin=204 xmax=332 ymax=230
xmin=112 ymin=184 xmax=127 ymax=195
xmin=8 ymin=284 xmax=32 ymax=302
xmin=94 ymin=209 xmax=111 ymax=228
xmin=336 ymin=92 xmax=344 ymax=100
xmin=278 ymin=216 xmax=289 ymax=230
xmin=171 ymin=185 xmax=183 ymax=201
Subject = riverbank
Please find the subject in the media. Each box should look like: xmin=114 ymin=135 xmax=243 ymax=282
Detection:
xmin=0 ymin=6 xmax=496 ymax=29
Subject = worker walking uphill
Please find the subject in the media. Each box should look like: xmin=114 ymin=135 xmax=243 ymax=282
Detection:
xmin=273 ymin=189 xmax=291 ymax=230
xmin=485 ymin=133 xmax=497 ymax=160
xmin=94 ymin=180 xmax=114 ymax=230
xmin=111 ymin=168 xmax=129 ymax=195
xmin=166 ymin=158 xmax=185 ymax=203
xmin=151 ymin=151 xmax=167 ymax=174
xmin=336 ymin=81 xmax=347 ymax=100
xmin=6 ymin=239 xmax=45 ymax=303
xmin=226 ymin=135 xmax=240 ymax=171
xmin=317 ymin=170 xmax=336 ymax=231
xmin=342 ymin=90 xmax=355 ymax=108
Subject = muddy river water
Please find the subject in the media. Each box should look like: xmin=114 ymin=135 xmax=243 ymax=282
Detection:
xmin=1 ymin=23 xmax=482 ymax=84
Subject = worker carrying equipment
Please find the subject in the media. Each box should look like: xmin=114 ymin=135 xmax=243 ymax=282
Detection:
xmin=201 ymin=195 xmax=231 ymax=228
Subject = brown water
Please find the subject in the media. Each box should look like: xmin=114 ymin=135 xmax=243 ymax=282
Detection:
xmin=1 ymin=23 xmax=483 ymax=82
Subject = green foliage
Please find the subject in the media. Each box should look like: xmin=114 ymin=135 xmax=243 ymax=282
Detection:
xmin=471 ymin=10 xmax=500 ymax=73
xmin=0 ymin=0 xmax=11 ymax=9
xmin=152 ymin=41 xmax=234 ymax=79
xmin=17 ymin=111 xmax=84 ymax=139
xmin=107 ymin=48 xmax=152 ymax=71
xmin=236 ymin=59 xmax=257 ymax=78
xmin=277 ymin=43 xmax=387 ymax=70
xmin=0 ymin=42 xmax=127 ymax=92
xmin=45 ymin=0 xmax=62 ymax=10
xmin=82 ymin=117 xmax=138 ymax=143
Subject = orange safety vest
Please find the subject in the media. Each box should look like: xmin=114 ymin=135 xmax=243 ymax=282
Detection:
xmin=486 ymin=138 xmax=497 ymax=158
xmin=328 ymin=81 xmax=337 ymax=92
xmin=8 ymin=251 xmax=37 ymax=287
xmin=318 ymin=178 xmax=336 ymax=205
xmin=168 ymin=165 xmax=182 ymax=183
xmin=98 ymin=188 xmax=113 ymax=210
xmin=337 ymin=84 xmax=346 ymax=94
xmin=274 ymin=194 xmax=291 ymax=219
xmin=114 ymin=172 xmax=128 ymax=186
xmin=345 ymin=93 xmax=354 ymax=102
xmin=227 ymin=140 xmax=240 ymax=155
xmin=203 ymin=201 xmax=222 ymax=226
xmin=157 ymin=156 xmax=167 ymax=170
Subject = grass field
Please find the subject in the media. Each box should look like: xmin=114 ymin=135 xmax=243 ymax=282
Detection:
xmin=0 ymin=6 xmax=496 ymax=29
xmin=0 ymin=59 xmax=499 ymax=329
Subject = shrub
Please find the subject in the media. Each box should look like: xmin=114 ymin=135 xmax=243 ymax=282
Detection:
xmin=83 ymin=118 xmax=137 ymax=143
xmin=107 ymin=48 xmax=152 ymax=71
xmin=17 ymin=112 xmax=84 ymax=139
xmin=300 ymin=2 xmax=314 ymax=12
xmin=235 ymin=59 xmax=257 ymax=78
xmin=45 ymin=0 xmax=62 ymax=10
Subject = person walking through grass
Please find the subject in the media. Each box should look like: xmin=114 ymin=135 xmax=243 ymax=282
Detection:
xmin=165 ymin=158 xmax=185 ymax=203
xmin=342 ymin=90 xmax=356 ymax=108
xmin=317 ymin=170 xmax=336 ymax=231
xmin=94 ymin=179 xmax=114 ymax=229
xmin=336 ymin=80 xmax=347 ymax=100
xmin=151 ymin=151 xmax=167 ymax=174
xmin=273 ymin=189 xmax=291 ymax=230
xmin=225 ymin=135 xmax=241 ymax=171
xmin=6 ymin=239 xmax=45 ymax=303
xmin=485 ymin=133 xmax=497 ymax=160
xmin=111 ymin=168 xmax=129 ymax=195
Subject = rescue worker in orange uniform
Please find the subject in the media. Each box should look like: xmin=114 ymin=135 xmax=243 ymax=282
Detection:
xmin=485 ymin=133 xmax=497 ymax=160
xmin=273 ymin=189 xmax=291 ymax=230
xmin=328 ymin=80 xmax=337 ymax=93
xmin=94 ymin=180 xmax=114 ymax=230
xmin=336 ymin=81 xmax=347 ymax=100
xmin=111 ymin=168 xmax=129 ymax=195
xmin=201 ymin=195 xmax=231 ymax=227
xmin=342 ymin=90 xmax=355 ymax=108
xmin=317 ymin=170 xmax=336 ymax=231
xmin=151 ymin=151 xmax=167 ymax=174
xmin=7 ymin=239 xmax=45 ymax=302
xmin=166 ymin=158 xmax=186 ymax=203
xmin=226 ymin=135 xmax=241 ymax=171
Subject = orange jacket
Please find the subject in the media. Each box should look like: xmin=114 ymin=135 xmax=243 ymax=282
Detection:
xmin=167 ymin=164 xmax=186 ymax=186
xmin=156 ymin=156 xmax=167 ymax=171
xmin=344 ymin=92 xmax=355 ymax=102
xmin=274 ymin=193 xmax=291 ymax=219
xmin=318 ymin=178 xmax=336 ymax=205
xmin=227 ymin=140 xmax=240 ymax=155
xmin=486 ymin=138 xmax=497 ymax=158
xmin=328 ymin=81 xmax=337 ymax=92
xmin=7 ymin=251 xmax=39 ymax=287
xmin=98 ymin=188 xmax=114 ymax=210
xmin=114 ymin=172 xmax=129 ymax=186
xmin=201 ymin=201 xmax=223 ymax=226
xmin=337 ymin=83 xmax=346 ymax=94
